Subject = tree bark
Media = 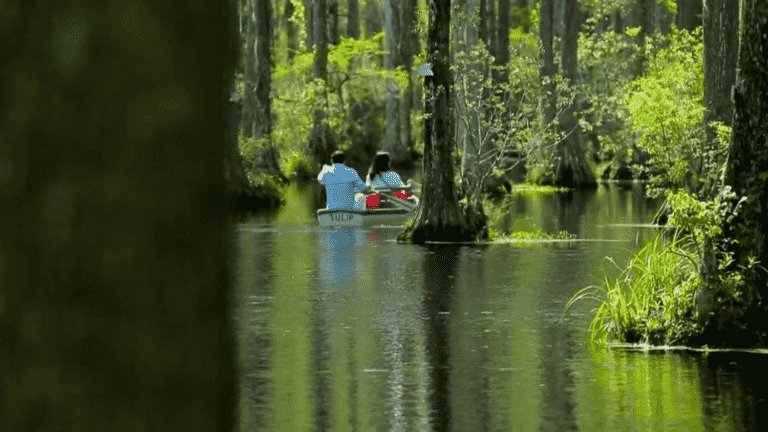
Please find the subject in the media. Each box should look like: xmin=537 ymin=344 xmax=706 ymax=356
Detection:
xmin=384 ymin=0 xmax=416 ymax=164
xmin=699 ymin=0 xmax=768 ymax=346
xmin=255 ymin=0 xmax=273 ymax=137
xmin=242 ymin=0 xmax=258 ymax=136
xmin=286 ymin=0 xmax=298 ymax=60
xmin=328 ymin=0 xmax=340 ymax=45
xmin=311 ymin=0 xmax=332 ymax=164
xmin=0 ymin=1 xmax=236 ymax=429
xmin=401 ymin=0 xmax=474 ymax=244
xmin=703 ymin=0 xmax=738 ymax=130
xmin=496 ymin=0 xmax=511 ymax=79
xmin=540 ymin=0 xmax=557 ymax=127
xmin=702 ymin=0 xmax=738 ymax=198
xmin=347 ymin=0 xmax=360 ymax=38
xmin=480 ymin=0 xmax=496 ymax=58
xmin=305 ymin=0 xmax=314 ymax=50
xmin=553 ymin=0 xmax=596 ymax=188
xmin=677 ymin=0 xmax=704 ymax=30
xmin=366 ymin=0 xmax=383 ymax=37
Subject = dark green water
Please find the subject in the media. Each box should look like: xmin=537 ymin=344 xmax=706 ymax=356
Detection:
xmin=234 ymin=182 xmax=767 ymax=431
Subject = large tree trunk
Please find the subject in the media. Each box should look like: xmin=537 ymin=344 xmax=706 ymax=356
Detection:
xmin=255 ymin=0 xmax=273 ymax=137
xmin=328 ymin=0 xmax=340 ymax=45
xmin=699 ymin=0 xmax=768 ymax=346
xmin=702 ymin=0 xmax=738 ymax=199
xmin=553 ymin=0 xmax=596 ymax=188
xmin=496 ymin=0 xmax=511 ymax=82
xmin=540 ymin=0 xmax=557 ymax=129
xmin=480 ymin=0 xmax=496 ymax=58
xmin=242 ymin=0 xmax=258 ymax=136
xmin=703 ymin=0 xmax=738 ymax=135
xmin=678 ymin=0 xmax=704 ymax=30
xmin=347 ymin=0 xmax=360 ymax=38
xmin=400 ymin=0 xmax=475 ymax=244
xmin=366 ymin=0 xmax=383 ymax=37
xmin=383 ymin=0 xmax=417 ymax=165
xmin=310 ymin=0 xmax=333 ymax=164
xmin=0 ymin=1 xmax=236 ymax=429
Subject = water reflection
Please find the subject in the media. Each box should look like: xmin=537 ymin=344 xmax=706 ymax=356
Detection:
xmin=236 ymin=183 xmax=767 ymax=432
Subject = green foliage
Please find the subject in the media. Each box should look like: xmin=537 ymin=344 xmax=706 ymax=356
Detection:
xmin=578 ymin=29 xmax=640 ymax=168
xmin=573 ymin=233 xmax=701 ymax=345
xmin=625 ymin=28 xmax=709 ymax=196
xmin=247 ymin=170 xmax=286 ymax=197
xmin=238 ymin=134 xmax=271 ymax=168
xmin=282 ymin=151 xmax=318 ymax=181
xmin=327 ymin=34 xmax=385 ymax=71
xmin=625 ymin=26 xmax=641 ymax=38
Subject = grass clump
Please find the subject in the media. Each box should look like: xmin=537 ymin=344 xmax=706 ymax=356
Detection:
xmin=580 ymin=232 xmax=701 ymax=345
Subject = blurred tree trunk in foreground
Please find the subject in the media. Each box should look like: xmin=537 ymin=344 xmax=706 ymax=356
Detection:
xmin=698 ymin=0 xmax=768 ymax=347
xmin=0 ymin=1 xmax=237 ymax=430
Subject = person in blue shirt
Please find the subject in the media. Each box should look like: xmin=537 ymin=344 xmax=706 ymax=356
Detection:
xmin=365 ymin=152 xmax=406 ymax=189
xmin=317 ymin=151 xmax=369 ymax=210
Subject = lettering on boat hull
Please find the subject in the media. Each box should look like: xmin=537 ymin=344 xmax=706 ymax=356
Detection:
xmin=331 ymin=213 xmax=354 ymax=222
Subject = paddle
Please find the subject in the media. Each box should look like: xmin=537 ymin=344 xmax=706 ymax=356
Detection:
xmin=378 ymin=191 xmax=417 ymax=211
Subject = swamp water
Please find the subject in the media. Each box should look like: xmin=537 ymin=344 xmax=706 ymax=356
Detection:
xmin=234 ymin=182 xmax=767 ymax=431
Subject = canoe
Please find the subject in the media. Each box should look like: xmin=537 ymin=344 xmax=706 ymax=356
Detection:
xmin=317 ymin=195 xmax=419 ymax=227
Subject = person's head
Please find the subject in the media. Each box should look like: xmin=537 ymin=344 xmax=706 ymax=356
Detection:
xmin=367 ymin=151 xmax=391 ymax=181
xmin=331 ymin=150 xmax=345 ymax=164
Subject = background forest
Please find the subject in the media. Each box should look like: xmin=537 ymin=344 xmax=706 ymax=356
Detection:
xmin=237 ymin=0 xmax=734 ymax=213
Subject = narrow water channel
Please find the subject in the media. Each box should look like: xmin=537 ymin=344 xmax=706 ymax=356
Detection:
xmin=234 ymin=182 xmax=767 ymax=431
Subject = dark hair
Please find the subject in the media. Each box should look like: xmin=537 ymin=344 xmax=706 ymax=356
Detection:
xmin=331 ymin=150 xmax=345 ymax=164
xmin=367 ymin=152 xmax=391 ymax=183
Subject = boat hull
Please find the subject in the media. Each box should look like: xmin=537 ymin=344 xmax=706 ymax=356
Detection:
xmin=317 ymin=208 xmax=412 ymax=227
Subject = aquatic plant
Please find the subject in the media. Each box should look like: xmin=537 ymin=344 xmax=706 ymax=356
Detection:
xmin=565 ymin=231 xmax=700 ymax=345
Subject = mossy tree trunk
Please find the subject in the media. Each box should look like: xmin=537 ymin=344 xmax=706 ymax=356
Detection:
xmin=399 ymin=0 xmax=476 ymax=244
xmin=0 ymin=0 xmax=236 ymax=429
xmin=553 ymin=0 xmax=596 ymax=188
xmin=700 ymin=0 xmax=768 ymax=346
